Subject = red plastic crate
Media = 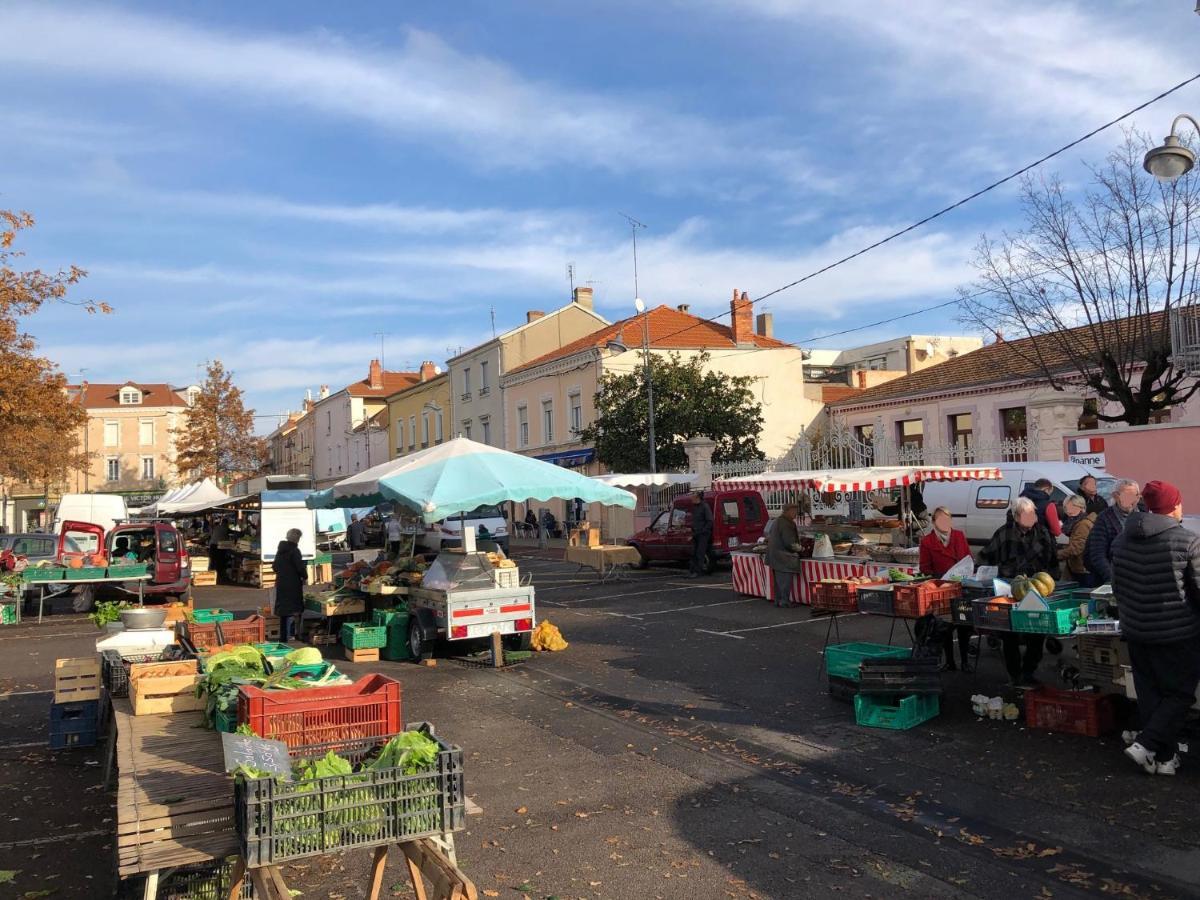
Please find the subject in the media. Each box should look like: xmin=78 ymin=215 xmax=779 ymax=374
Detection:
xmin=183 ymin=615 xmax=266 ymax=651
xmin=238 ymin=674 xmax=403 ymax=748
xmin=810 ymin=580 xmax=886 ymax=614
xmin=892 ymin=580 xmax=961 ymax=618
xmin=1024 ymin=686 xmax=1116 ymax=738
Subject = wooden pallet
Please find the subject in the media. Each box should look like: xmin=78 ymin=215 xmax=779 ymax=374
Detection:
xmin=344 ymin=646 xmax=380 ymax=663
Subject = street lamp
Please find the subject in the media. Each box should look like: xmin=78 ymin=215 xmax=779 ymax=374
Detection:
xmin=1143 ymin=114 xmax=1200 ymax=181
xmin=634 ymin=299 xmax=657 ymax=473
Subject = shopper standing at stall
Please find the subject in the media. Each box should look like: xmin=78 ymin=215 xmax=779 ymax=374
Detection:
xmin=347 ymin=514 xmax=366 ymax=551
xmin=767 ymin=502 xmax=804 ymax=607
xmin=208 ymin=515 xmax=229 ymax=585
xmin=1078 ymin=475 xmax=1108 ymax=516
xmin=978 ymin=497 xmax=1059 ymax=686
xmin=1085 ymin=479 xmax=1141 ymax=584
xmin=689 ymin=492 xmax=714 ymax=578
xmin=919 ymin=506 xmax=972 ymax=670
xmin=386 ymin=514 xmax=404 ymax=557
xmin=1111 ymin=481 xmax=1200 ymax=776
xmin=1058 ymin=495 xmax=1098 ymax=587
xmin=1019 ymin=478 xmax=1063 ymax=537
xmin=271 ymin=527 xmax=307 ymax=642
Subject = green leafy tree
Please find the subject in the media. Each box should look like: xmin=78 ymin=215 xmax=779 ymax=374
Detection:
xmin=582 ymin=351 xmax=764 ymax=471
xmin=173 ymin=359 xmax=266 ymax=482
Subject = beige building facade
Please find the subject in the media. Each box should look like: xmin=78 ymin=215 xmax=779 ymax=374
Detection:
xmin=387 ymin=363 xmax=451 ymax=459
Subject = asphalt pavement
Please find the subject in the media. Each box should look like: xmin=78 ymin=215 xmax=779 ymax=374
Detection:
xmin=2 ymin=556 xmax=1199 ymax=899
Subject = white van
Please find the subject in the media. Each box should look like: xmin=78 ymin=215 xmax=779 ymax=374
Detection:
xmin=922 ymin=462 xmax=1120 ymax=546
xmin=422 ymin=504 xmax=509 ymax=554
xmin=51 ymin=493 xmax=129 ymax=534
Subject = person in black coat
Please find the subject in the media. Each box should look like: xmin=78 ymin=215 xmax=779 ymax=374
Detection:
xmin=689 ymin=493 xmax=715 ymax=578
xmin=1111 ymin=481 xmax=1200 ymax=775
xmin=1084 ymin=479 xmax=1140 ymax=584
xmin=271 ymin=528 xmax=307 ymax=642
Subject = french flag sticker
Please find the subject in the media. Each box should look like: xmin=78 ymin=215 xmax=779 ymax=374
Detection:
xmin=1067 ymin=437 xmax=1105 ymax=455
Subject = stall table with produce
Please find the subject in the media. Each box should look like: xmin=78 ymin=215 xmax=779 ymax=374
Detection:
xmin=19 ymin=562 xmax=152 ymax=623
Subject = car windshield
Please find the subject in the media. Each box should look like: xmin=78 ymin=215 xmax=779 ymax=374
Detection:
xmin=464 ymin=505 xmax=503 ymax=519
xmin=1063 ymin=476 xmax=1118 ymax=500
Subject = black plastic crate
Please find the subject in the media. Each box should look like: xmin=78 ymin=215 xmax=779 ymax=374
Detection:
xmin=827 ymin=675 xmax=859 ymax=704
xmin=236 ymin=724 xmax=465 ymax=866
xmin=949 ymin=596 xmax=974 ymax=626
xmin=858 ymin=656 xmax=942 ymax=696
xmin=101 ymin=647 xmax=190 ymax=698
xmin=856 ymin=585 xmax=895 ymax=616
xmin=961 ymin=580 xmax=996 ymax=602
xmin=159 ymin=856 xmax=254 ymax=899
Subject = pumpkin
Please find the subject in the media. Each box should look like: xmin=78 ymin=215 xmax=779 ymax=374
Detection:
xmin=68 ymin=557 xmax=84 ymax=569
xmin=91 ymin=555 xmax=108 ymax=567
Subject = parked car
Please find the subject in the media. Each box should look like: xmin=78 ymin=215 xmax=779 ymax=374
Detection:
xmin=921 ymin=462 xmax=1120 ymax=546
xmin=0 ymin=532 xmax=59 ymax=564
xmin=57 ymin=519 xmax=191 ymax=603
xmin=627 ymin=490 xmax=769 ymax=573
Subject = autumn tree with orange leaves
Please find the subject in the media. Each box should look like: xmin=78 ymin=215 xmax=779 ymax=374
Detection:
xmin=173 ymin=359 xmax=268 ymax=483
xmin=0 ymin=210 xmax=106 ymax=526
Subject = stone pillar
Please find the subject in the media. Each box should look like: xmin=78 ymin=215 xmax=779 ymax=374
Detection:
xmin=684 ymin=437 xmax=717 ymax=489
xmin=1027 ymin=388 xmax=1087 ymax=462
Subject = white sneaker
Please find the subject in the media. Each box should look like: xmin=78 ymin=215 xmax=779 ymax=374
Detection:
xmin=1121 ymin=730 xmax=1139 ymax=745
xmin=1156 ymin=755 xmax=1181 ymax=776
xmin=1179 ymin=741 xmax=1189 ymax=755
xmin=1124 ymin=742 xmax=1157 ymax=774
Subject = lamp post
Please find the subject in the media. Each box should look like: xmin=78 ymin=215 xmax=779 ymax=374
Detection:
xmin=1144 ymin=114 xmax=1200 ymax=180
xmin=634 ymin=298 xmax=657 ymax=474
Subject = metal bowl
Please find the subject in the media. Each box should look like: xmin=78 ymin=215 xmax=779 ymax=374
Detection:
xmin=119 ymin=607 xmax=167 ymax=630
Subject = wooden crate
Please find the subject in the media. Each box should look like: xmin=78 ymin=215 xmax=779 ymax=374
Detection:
xmin=190 ymin=555 xmax=210 ymax=572
xmin=129 ymin=659 xmax=198 ymax=684
xmin=263 ymin=614 xmax=281 ymax=641
xmin=192 ymin=570 xmax=218 ymax=587
xmin=132 ymin=673 xmax=205 ymax=715
xmin=343 ymin=646 xmax=380 ymax=663
xmin=54 ymin=657 xmax=101 ymax=703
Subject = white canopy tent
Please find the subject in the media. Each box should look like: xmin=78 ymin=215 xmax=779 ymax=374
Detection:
xmin=147 ymin=478 xmax=231 ymax=516
xmin=713 ymin=465 xmax=1002 ymax=494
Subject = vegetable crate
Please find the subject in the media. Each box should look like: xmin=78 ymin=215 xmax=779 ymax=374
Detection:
xmin=855 ymin=585 xmax=895 ymax=616
xmin=159 ymin=856 xmax=254 ymax=899
xmin=49 ymin=699 xmax=99 ymax=750
xmin=193 ymin=608 xmax=235 ymax=624
xmin=192 ymin=571 xmax=218 ymax=587
xmin=892 ymin=580 xmax=960 ymax=618
xmin=101 ymin=648 xmax=192 ymax=698
xmin=382 ymin=615 xmax=413 ymax=662
xmin=107 ymin=563 xmax=148 ymax=578
xmin=183 ymin=615 xmax=266 ymax=651
xmin=810 ymin=581 xmax=880 ymax=614
xmin=54 ymin=656 xmax=101 ymax=703
xmin=857 ymin=656 xmax=941 ymax=696
xmin=341 ymin=622 xmax=387 ymax=650
xmin=1024 ymin=686 xmax=1116 ymax=737
xmin=972 ymin=598 xmax=1014 ymax=631
xmin=22 ymin=566 xmax=65 ymax=582
xmin=132 ymin=669 xmax=204 ymax=716
xmin=0 ymin=602 xmax=16 ymax=626
xmin=305 ymin=595 xmax=366 ymax=617
xmin=235 ymin=727 xmax=465 ymax=867
xmin=1010 ymin=598 xmax=1081 ymax=635
xmin=238 ymin=674 xmax=403 ymax=748
xmin=215 ymin=708 xmax=238 ymax=734
xmin=854 ymin=693 xmax=940 ymax=730
xmin=824 ymin=643 xmax=910 ymax=682
xmin=372 ymin=608 xmax=407 ymax=628
xmin=65 ymin=566 xmax=106 ymax=580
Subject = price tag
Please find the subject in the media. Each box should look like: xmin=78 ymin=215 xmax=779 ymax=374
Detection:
xmin=221 ymin=732 xmax=292 ymax=779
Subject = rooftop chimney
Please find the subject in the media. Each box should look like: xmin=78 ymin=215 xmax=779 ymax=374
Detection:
xmin=419 ymin=360 xmax=437 ymax=382
xmin=318 ymin=384 xmax=329 ymax=400
xmin=572 ymin=287 xmax=593 ymax=310
xmin=755 ymin=312 xmax=773 ymax=338
xmin=367 ymin=358 xmax=383 ymax=390
xmin=526 ymin=310 xmax=545 ymax=323
xmin=730 ymin=289 xmax=753 ymax=346
xmin=677 ymin=303 xmax=691 ymax=313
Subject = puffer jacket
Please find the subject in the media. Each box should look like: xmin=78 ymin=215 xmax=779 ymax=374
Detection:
xmin=1110 ymin=512 xmax=1200 ymax=644
xmin=1084 ymin=505 xmax=1128 ymax=584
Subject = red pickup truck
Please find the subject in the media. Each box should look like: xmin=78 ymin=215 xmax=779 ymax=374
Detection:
xmin=626 ymin=489 xmax=769 ymax=573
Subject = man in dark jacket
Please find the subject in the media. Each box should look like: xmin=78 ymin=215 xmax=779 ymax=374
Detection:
xmin=271 ymin=528 xmax=307 ymax=642
xmin=689 ymin=493 xmax=714 ymax=578
xmin=1019 ymin=479 xmax=1062 ymax=537
xmin=766 ymin=502 xmax=804 ymax=607
xmin=978 ymin=497 xmax=1060 ymax=686
xmin=1078 ymin=475 xmax=1108 ymax=517
xmin=1084 ymin=479 xmax=1140 ymax=584
xmin=1111 ymin=481 xmax=1200 ymax=776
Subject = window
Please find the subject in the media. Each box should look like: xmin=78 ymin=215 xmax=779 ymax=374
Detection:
xmin=463 ymin=422 xmax=472 ymax=440
xmin=518 ymin=406 xmax=529 ymax=447
xmin=480 ymin=417 xmax=491 ymax=446
xmin=462 ymin=367 xmax=471 ymax=400
xmin=651 ymin=511 xmax=670 ymax=534
xmin=159 ymin=529 xmax=178 ymax=552
xmin=104 ymin=420 xmax=119 ymax=447
xmin=13 ymin=537 xmax=52 ymax=557
xmin=864 ymin=355 xmax=888 ymax=371
xmin=409 ymin=415 xmax=416 ymax=449
xmin=948 ymin=412 xmax=973 ymax=463
xmin=139 ymin=419 xmax=154 ymax=446
xmin=669 ymin=506 xmax=689 ymax=529
xmin=569 ymin=393 xmax=582 ymax=434
xmin=141 ymin=456 xmax=155 ymax=480
xmin=743 ymin=494 xmax=763 ymax=521
xmin=999 ymin=406 xmax=1028 ymax=461
xmin=106 ymin=457 xmax=120 ymax=482
xmin=422 ymin=414 xmax=430 ymax=446
xmin=479 ymin=360 xmax=490 ymax=395
xmin=853 ymin=424 xmax=875 ymax=465
xmin=435 ymin=410 xmax=444 ymax=442
xmin=120 ymin=387 xmax=141 ymax=404
xmin=976 ymin=485 xmax=1011 ymax=509
xmin=396 ymin=419 xmax=404 ymax=454
xmin=895 ymin=419 xmax=924 ymax=462
xmin=721 ymin=500 xmax=740 ymax=524
xmin=542 ymin=400 xmax=553 ymax=443
xmin=326 ymin=411 xmax=332 ymax=435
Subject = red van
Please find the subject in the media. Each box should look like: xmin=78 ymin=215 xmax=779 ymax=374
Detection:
xmin=58 ymin=519 xmax=191 ymax=602
xmin=626 ymin=490 xmax=768 ymax=573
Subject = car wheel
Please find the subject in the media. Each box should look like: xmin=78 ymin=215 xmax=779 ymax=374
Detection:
xmin=632 ymin=546 xmax=649 ymax=569
xmin=408 ymin=617 xmax=431 ymax=661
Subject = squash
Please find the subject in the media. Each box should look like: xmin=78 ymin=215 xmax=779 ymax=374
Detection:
xmin=1032 ymin=572 xmax=1055 ymax=597
xmin=68 ymin=557 xmax=84 ymax=570
xmin=1010 ymin=575 xmax=1031 ymax=601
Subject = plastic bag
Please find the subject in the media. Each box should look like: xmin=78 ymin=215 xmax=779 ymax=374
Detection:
xmin=944 ymin=555 xmax=974 ymax=580
xmin=531 ymin=620 xmax=568 ymax=652
xmin=811 ymin=535 xmax=834 ymax=559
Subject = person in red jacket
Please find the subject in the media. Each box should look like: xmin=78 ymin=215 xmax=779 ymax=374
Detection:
xmin=919 ymin=506 xmax=973 ymax=670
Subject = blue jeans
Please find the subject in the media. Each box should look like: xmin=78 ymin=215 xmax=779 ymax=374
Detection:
xmin=280 ymin=613 xmax=300 ymax=642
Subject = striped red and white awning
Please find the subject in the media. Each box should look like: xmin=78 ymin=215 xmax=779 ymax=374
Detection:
xmin=713 ymin=465 xmax=1001 ymax=494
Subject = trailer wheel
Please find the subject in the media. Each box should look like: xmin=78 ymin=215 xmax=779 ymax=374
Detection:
xmin=1045 ymin=637 xmax=1063 ymax=655
xmin=408 ymin=617 xmax=432 ymax=661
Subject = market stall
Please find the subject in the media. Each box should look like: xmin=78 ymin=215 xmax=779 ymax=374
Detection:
xmin=183 ymin=490 xmax=318 ymax=587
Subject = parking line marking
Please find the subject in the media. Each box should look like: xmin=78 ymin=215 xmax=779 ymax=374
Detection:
xmin=608 ymin=598 xmax=755 ymax=619
xmin=695 ymin=617 xmax=827 ymax=639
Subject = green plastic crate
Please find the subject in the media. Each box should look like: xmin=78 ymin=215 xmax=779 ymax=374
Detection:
xmin=193 ymin=608 xmax=235 ymax=624
xmin=22 ymin=567 xmax=65 ymax=582
xmin=340 ymin=622 xmax=387 ymax=649
xmin=1011 ymin=598 xmax=1081 ymax=635
xmin=0 ymin=602 xmax=17 ymax=625
xmin=372 ymin=608 xmax=408 ymax=627
xmin=215 ymin=708 xmax=238 ymax=734
xmin=254 ymin=642 xmax=291 ymax=658
xmin=854 ymin=692 xmax=940 ymax=730
xmin=65 ymin=566 xmax=105 ymax=580
xmin=824 ymin=642 xmax=910 ymax=682
xmin=107 ymin=563 xmax=148 ymax=578
xmin=382 ymin=617 xmax=412 ymax=662
xmin=315 ymin=552 xmax=333 ymax=564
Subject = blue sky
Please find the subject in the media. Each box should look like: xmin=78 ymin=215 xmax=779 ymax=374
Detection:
xmin=3 ymin=1 xmax=1198 ymax=425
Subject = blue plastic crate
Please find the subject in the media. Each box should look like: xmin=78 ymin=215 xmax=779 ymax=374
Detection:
xmin=50 ymin=699 xmax=99 ymax=727
xmin=50 ymin=728 xmax=97 ymax=750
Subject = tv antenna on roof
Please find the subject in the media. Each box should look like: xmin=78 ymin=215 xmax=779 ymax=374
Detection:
xmin=373 ymin=332 xmax=390 ymax=369
xmin=566 ymin=262 xmax=576 ymax=299
xmin=618 ymin=213 xmax=646 ymax=299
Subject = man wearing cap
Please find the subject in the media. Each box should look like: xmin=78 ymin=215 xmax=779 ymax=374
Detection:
xmin=1110 ymin=480 xmax=1200 ymax=776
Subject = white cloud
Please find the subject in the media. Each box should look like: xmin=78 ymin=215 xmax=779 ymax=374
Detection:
xmin=0 ymin=5 xmax=823 ymax=185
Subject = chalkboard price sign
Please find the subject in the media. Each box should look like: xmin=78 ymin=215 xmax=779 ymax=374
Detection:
xmin=221 ymin=732 xmax=293 ymax=779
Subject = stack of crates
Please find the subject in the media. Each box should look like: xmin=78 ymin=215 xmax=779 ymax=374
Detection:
xmin=824 ymin=644 xmax=941 ymax=731
xmin=374 ymin=607 xmax=412 ymax=662
xmin=50 ymin=657 xmax=101 ymax=749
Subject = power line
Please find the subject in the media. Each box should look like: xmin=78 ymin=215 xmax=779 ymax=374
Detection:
xmin=638 ymin=71 xmax=1200 ymax=349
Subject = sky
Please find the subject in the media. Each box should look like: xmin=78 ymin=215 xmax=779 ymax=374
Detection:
xmin=3 ymin=1 xmax=1199 ymax=428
